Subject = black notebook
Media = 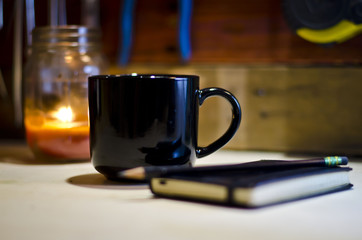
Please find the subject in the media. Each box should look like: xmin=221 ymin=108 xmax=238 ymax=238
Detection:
xmin=149 ymin=163 xmax=352 ymax=208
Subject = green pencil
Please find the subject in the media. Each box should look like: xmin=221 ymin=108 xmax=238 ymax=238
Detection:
xmin=117 ymin=156 xmax=348 ymax=181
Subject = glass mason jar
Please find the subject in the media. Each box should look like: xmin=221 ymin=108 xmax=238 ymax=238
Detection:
xmin=24 ymin=26 xmax=107 ymax=162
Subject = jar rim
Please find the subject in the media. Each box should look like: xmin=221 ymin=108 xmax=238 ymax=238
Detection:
xmin=32 ymin=25 xmax=102 ymax=47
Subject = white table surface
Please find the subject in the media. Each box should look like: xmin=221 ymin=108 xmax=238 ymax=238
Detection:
xmin=1 ymin=142 xmax=362 ymax=240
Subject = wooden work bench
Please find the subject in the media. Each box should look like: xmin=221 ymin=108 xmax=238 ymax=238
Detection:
xmin=1 ymin=142 xmax=362 ymax=240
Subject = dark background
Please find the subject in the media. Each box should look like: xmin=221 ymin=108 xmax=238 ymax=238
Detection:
xmin=1 ymin=0 xmax=361 ymax=139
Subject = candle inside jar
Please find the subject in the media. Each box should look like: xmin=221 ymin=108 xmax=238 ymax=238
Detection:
xmin=52 ymin=106 xmax=74 ymax=122
xmin=25 ymin=106 xmax=90 ymax=162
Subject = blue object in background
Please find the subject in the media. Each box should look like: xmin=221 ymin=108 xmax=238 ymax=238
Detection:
xmin=179 ymin=0 xmax=193 ymax=62
xmin=118 ymin=0 xmax=193 ymax=66
xmin=118 ymin=0 xmax=136 ymax=66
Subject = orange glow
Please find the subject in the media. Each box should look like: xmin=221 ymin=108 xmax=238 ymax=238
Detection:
xmin=51 ymin=106 xmax=74 ymax=122
xmin=25 ymin=107 xmax=90 ymax=161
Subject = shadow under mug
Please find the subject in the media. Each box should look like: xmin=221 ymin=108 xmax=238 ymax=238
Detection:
xmin=88 ymin=74 xmax=241 ymax=180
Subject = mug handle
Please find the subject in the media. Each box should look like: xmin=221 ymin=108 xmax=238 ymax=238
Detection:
xmin=196 ymin=87 xmax=242 ymax=158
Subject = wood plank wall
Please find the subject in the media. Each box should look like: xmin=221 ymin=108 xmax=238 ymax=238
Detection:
xmin=100 ymin=0 xmax=362 ymax=64
xmin=110 ymin=65 xmax=362 ymax=155
xmin=1 ymin=0 xmax=361 ymax=139
xmin=1 ymin=0 xmax=360 ymax=65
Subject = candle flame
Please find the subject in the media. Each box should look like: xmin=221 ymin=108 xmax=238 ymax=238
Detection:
xmin=53 ymin=107 xmax=74 ymax=122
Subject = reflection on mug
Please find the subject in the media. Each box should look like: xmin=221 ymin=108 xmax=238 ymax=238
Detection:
xmin=140 ymin=138 xmax=192 ymax=166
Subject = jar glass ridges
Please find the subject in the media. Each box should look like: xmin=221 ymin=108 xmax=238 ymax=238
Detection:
xmin=24 ymin=25 xmax=107 ymax=162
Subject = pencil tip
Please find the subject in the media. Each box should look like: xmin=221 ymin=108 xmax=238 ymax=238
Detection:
xmin=117 ymin=167 xmax=146 ymax=180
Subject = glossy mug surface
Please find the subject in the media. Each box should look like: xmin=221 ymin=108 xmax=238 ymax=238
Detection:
xmin=88 ymin=74 xmax=241 ymax=180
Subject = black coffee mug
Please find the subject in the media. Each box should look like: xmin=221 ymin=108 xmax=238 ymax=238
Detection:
xmin=88 ymin=74 xmax=241 ymax=180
